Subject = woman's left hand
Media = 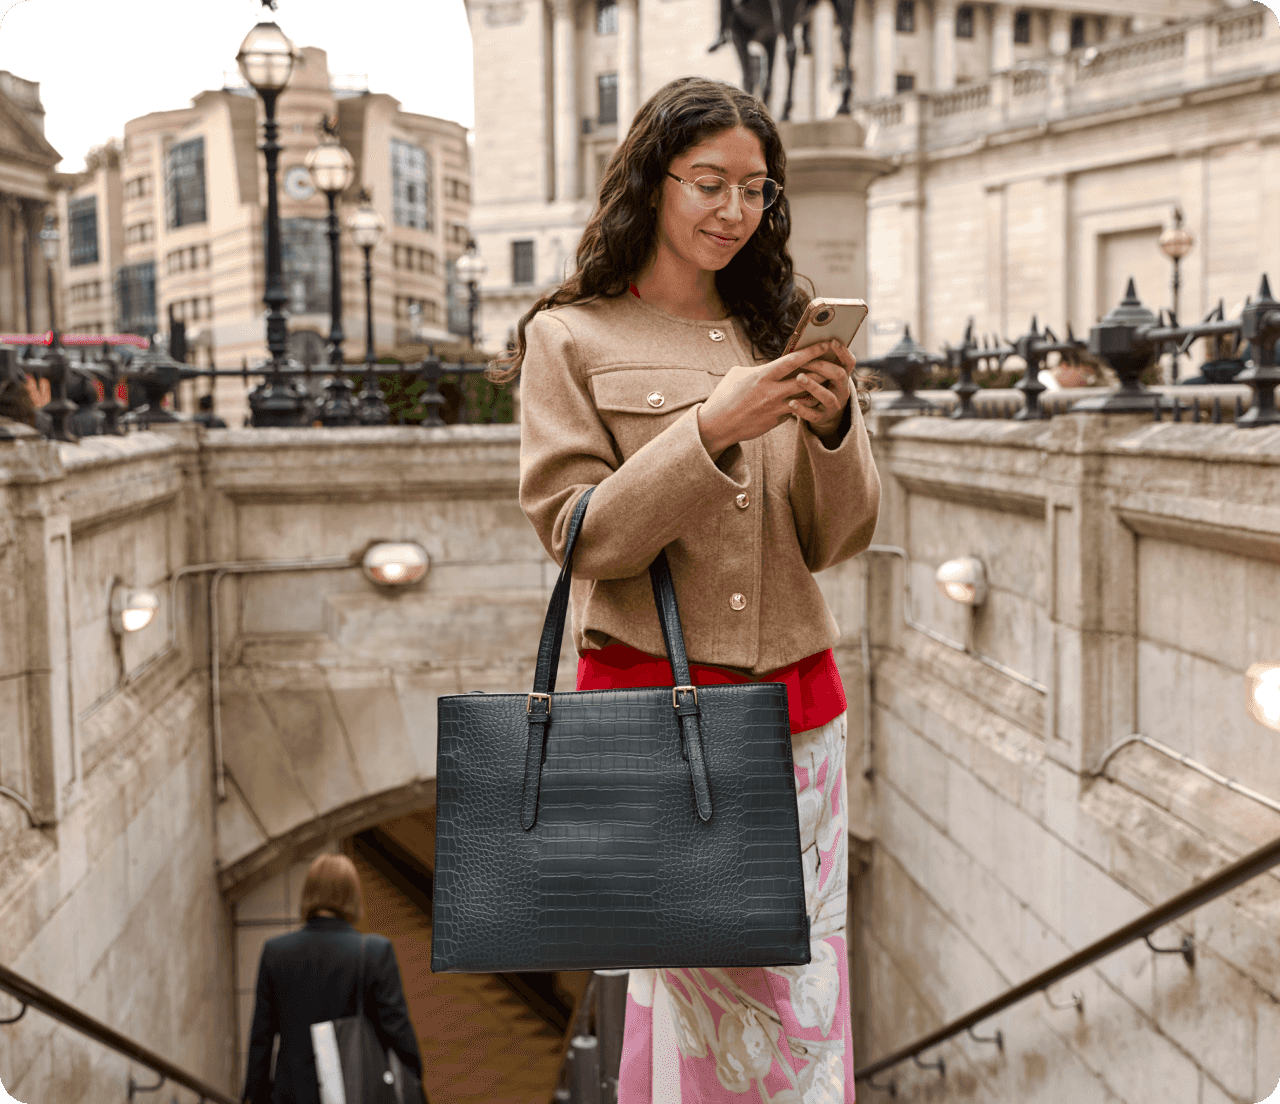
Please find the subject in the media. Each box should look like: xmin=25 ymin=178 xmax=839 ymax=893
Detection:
xmin=788 ymin=341 xmax=856 ymax=439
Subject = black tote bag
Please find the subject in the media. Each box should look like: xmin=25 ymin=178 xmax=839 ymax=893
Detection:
xmin=431 ymin=487 xmax=810 ymax=973
xmin=312 ymin=937 xmax=427 ymax=1104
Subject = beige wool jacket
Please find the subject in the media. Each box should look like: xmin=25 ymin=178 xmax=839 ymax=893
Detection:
xmin=518 ymin=291 xmax=881 ymax=676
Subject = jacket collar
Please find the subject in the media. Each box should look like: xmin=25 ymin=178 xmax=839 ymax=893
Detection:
xmin=305 ymin=915 xmax=355 ymax=931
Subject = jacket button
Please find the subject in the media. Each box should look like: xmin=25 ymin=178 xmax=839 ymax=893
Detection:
xmin=735 ymin=493 xmax=749 ymax=509
xmin=647 ymin=391 xmax=665 ymax=408
xmin=709 ymin=329 xmax=726 ymax=341
xmin=729 ymin=592 xmax=747 ymax=611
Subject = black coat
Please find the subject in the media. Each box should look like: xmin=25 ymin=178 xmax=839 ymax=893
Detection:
xmin=242 ymin=917 xmax=423 ymax=1104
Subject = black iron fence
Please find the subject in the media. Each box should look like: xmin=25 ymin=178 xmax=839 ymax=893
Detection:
xmin=0 ymin=338 xmax=511 ymax=443
xmin=864 ymin=273 xmax=1279 ymax=427
xmin=4 ymin=274 xmax=1278 ymax=443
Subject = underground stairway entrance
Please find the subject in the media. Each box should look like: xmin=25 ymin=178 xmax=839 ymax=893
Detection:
xmin=351 ymin=810 xmax=587 ymax=1104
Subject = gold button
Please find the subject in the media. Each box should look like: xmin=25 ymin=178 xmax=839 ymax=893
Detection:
xmin=647 ymin=391 xmax=665 ymax=408
xmin=729 ymin=592 xmax=747 ymax=611
xmin=735 ymin=493 xmax=749 ymax=509
xmin=709 ymin=329 xmax=726 ymax=342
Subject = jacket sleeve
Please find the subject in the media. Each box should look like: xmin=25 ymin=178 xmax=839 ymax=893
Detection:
xmin=789 ymin=395 xmax=881 ymax=572
xmin=519 ymin=311 xmax=748 ymax=579
xmin=241 ymin=946 xmax=278 ymax=1104
xmin=370 ymin=938 xmax=423 ymax=1079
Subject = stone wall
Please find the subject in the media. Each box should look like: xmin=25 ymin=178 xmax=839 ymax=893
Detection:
xmin=0 ymin=431 xmax=236 ymax=1102
xmin=855 ymin=409 xmax=1280 ymax=1102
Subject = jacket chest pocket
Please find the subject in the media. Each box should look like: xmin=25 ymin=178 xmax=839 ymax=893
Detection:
xmin=592 ymin=368 xmax=716 ymax=460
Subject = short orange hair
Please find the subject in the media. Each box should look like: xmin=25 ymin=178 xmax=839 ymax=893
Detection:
xmin=300 ymin=853 xmax=363 ymax=923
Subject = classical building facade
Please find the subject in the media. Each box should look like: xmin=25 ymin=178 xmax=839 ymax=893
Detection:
xmin=53 ymin=48 xmax=470 ymax=422
xmin=467 ymin=0 xmax=1233 ymax=352
xmin=0 ymin=70 xmax=61 ymax=337
xmin=860 ymin=3 xmax=1280 ymax=360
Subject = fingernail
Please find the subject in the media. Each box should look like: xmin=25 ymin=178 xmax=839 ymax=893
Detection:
xmin=789 ymin=400 xmax=798 ymax=409
xmin=796 ymin=373 xmax=807 ymax=382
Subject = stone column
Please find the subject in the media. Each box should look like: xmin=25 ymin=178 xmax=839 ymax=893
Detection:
xmin=933 ymin=0 xmax=957 ymax=89
xmin=991 ymin=3 xmax=1014 ymax=72
xmin=552 ymin=0 xmax=579 ymax=203
xmin=812 ymin=0 xmax=834 ymax=117
xmin=853 ymin=0 xmax=876 ymax=101
xmin=1048 ymin=8 xmax=1071 ymax=55
xmin=873 ymin=0 xmax=898 ymax=98
xmin=777 ymin=117 xmax=893 ymax=361
xmin=617 ymin=0 xmax=638 ymax=133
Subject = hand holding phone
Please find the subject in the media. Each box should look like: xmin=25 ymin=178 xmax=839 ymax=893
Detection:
xmin=782 ymin=298 xmax=869 ymax=373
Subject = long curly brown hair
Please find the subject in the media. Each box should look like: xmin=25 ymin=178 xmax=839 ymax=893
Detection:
xmin=491 ymin=77 xmax=824 ymax=387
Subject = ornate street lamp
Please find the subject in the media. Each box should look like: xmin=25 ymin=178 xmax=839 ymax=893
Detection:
xmin=237 ymin=11 xmax=311 ymax=427
xmin=455 ymin=240 xmax=487 ymax=348
xmin=305 ymin=117 xmax=357 ymax=426
xmin=347 ymin=190 xmax=389 ymax=424
xmin=1158 ymin=207 xmax=1194 ymax=383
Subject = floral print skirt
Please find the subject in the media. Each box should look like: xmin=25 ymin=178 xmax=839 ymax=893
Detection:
xmin=617 ymin=712 xmax=854 ymax=1104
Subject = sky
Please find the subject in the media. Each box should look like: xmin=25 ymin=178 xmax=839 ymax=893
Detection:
xmin=0 ymin=0 xmax=476 ymax=172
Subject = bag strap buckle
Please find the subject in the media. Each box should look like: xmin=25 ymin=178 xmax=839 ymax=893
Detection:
xmin=527 ymin=692 xmax=552 ymax=715
xmin=672 ymin=685 xmax=698 ymax=709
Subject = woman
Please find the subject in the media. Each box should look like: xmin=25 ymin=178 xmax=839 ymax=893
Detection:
xmin=242 ymin=853 xmax=423 ymax=1104
xmin=504 ymin=76 xmax=880 ymax=1103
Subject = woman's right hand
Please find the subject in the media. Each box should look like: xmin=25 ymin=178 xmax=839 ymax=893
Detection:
xmin=696 ymin=341 xmax=850 ymax=461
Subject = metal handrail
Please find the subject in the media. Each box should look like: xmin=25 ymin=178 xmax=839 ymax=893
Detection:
xmin=0 ymin=961 xmax=236 ymax=1103
xmin=854 ymin=830 xmax=1280 ymax=1085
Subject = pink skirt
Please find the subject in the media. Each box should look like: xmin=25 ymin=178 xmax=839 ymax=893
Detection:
xmin=617 ymin=712 xmax=855 ymax=1104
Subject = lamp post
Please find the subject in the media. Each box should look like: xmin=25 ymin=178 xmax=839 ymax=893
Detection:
xmin=237 ymin=12 xmax=310 ymax=427
xmin=1158 ymin=207 xmax=1194 ymax=383
xmin=38 ymin=213 xmax=77 ymax=442
xmin=455 ymin=239 xmax=487 ymax=348
xmin=347 ymin=190 xmax=389 ymax=424
xmin=305 ymin=118 xmax=357 ymax=426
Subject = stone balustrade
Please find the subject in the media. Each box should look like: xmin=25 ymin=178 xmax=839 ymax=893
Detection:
xmin=860 ymin=5 xmax=1278 ymax=156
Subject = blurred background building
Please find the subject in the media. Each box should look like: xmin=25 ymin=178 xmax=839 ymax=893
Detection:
xmin=466 ymin=0 xmax=1265 ymax=360
xmin=53 ymin=47 xmax=470 ymax=422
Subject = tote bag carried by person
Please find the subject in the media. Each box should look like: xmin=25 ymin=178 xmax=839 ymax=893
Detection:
xmin=310 ymin=937 xmax=427 ymax=1104
xmin=431 ymin=486 xmax=810 ymax=974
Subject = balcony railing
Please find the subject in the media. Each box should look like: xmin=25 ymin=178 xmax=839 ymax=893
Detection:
xmin=857 ymin=4 xmax=1279 ymax=155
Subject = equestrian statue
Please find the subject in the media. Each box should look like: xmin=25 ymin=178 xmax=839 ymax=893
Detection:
xmin=709 ymin=0 xmax=857 ymax=120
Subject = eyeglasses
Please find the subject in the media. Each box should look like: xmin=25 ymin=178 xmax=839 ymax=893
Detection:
xmin=666 ymin=172 xmax=781 ymax=212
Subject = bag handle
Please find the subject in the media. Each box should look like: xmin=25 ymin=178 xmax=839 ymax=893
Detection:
xmin=520 ymin=487 xmax=713 ymax=830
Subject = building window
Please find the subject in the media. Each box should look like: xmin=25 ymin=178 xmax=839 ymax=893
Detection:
xmin=512 ymin=239 xmax=535 ymax=285
xmin=895 ymin=73 xmax=915 ymax=93
xmin=444 ymin=177 xmax=471 ymax=202
xmin=125 ymin=222 xmax=154 ymax=245
xmin=895 ymin=1 xmax=915 ymax=33
xmin=167 ymin=137 xmax=207 ymax=229
xmin=598 ymin=72 xmax=618 ymax=125
xmin=1013 ymin=9 xmax=1032 ymax=44
xmin=278 ymin=218 xmax=331 ymax=315
xmin=124 ymin=176 xmax=151 ymax=200
xmin=114 ymin=261 xmax=156 ymax=336
xmin=391 ymin=138 xmax=433 ymax=231
xmin=955 ymin=5 xmax=974 ymax=38
xmin=596 ymin=0 xmax=617 ymax=34
xmin=1070 ymin=15 xmax=1087 ymax=48
xmin=68 ymin=196 xmax=98 ymax=267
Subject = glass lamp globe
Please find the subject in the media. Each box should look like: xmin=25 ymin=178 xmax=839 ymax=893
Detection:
xmin=456 ymin=250 xmax=487 ymax=284
xmin=39 ymin=217 xmax=59 ymax=262
xmin=348 ymin=200 xmax=385 ymax=250
xmin=1159 ymin=225 xmax=1194 ymax=262
xmin=305 ymin=141 xmax=354 ymax=196
xmin=236 ymin=21 xmax=299 ymax=93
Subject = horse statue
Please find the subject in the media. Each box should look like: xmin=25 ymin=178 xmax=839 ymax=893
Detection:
xmin=709 ymin=0 xmax=857 ymax=120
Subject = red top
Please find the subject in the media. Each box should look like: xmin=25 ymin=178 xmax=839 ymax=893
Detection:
xmin=577 ymin=644 xmax=846 ymax=735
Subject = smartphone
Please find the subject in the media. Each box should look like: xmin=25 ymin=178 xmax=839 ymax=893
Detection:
xmin=782 ymin=298 xmax=869 ymax=368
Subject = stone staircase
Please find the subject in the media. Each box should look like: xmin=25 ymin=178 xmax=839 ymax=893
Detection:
xmin=353 ymin=851 xmax=565 ymax=1104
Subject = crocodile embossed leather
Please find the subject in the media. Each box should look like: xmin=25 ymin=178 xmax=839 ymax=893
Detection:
xmin=432 ymin=487 xmax=810 ymax=974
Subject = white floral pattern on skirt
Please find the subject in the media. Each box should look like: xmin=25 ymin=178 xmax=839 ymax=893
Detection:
xmin=617 ymin=712 xmax=855 ymax=1104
